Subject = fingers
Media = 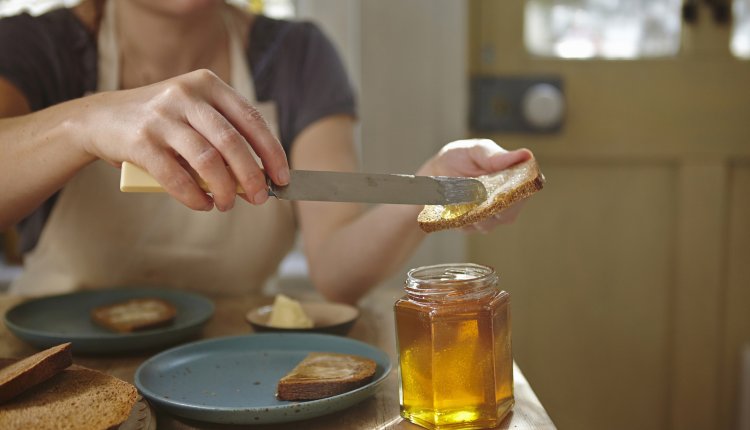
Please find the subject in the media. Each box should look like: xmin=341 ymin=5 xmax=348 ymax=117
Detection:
xmin=205 ymin=73 xmax=290 ymax=187
xmin=461 ymin=200 xmax=527 ymax=234
xmin=468 ymin=139 xmax=531 ymax=173
xmin=116 ymin=70 xmax=288 ymax=212
xmin=168 ymin=122 xmax=238 ymax=211
xmin=132 ymin=143 xmax=214 ymax=211
xmin=184 ymin=104 xmax=268 ymax=207
xmin=496 ymin=200 xmax=526 ymax=224
xmin=487 ymin=147 xmax=532 ymax=172
xmin=462 ymin=224 xmax=489 ymax=234
xmin=429 ymin=139 xmax=535 ymax=178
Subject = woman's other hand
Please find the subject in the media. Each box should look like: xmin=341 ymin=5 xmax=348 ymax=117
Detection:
xmin=78 ymin=69 xmax=289 ymax=211
xmin=417 ymin=138 xmax=533 ymax=233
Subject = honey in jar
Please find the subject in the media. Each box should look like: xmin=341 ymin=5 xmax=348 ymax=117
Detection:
xmin=394 ymin=263 xmax=513 ymax=429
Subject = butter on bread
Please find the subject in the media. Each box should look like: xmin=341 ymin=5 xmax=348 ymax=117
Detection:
xmin=276 ymin=352 xmax=377 ymax=401
xmin=91 ymin=297 xmax=177 ymax=333
xmin=0 ymin=359 xmax=137 ymax=430
xmin=0 ymin=343 xmax=72 ymax=404
xmin=418 ymin=158 xmax=545 ymax=232
xmin=267 ymin=294 xmax=314 ymax=329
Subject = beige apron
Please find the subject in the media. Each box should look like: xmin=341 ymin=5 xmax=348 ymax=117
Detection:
xmin=10 ymin=2 xmax=296 ymax=297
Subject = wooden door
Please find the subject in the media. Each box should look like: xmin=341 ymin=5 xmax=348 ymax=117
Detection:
xmin=468 ymin=1 xmax=750 ymax=429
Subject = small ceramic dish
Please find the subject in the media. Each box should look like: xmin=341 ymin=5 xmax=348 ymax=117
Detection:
xmin=245 ymin=302 xmax=359 ymax=336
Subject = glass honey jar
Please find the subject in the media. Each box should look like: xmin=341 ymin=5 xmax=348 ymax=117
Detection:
xmin=394 ymin=263 xmax=513 ymax=429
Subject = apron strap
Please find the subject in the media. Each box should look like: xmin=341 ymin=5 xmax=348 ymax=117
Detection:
xmin=97 ymin=0 xmax=119 ymax=92
xmin=223 ymin=9 xmax=258 ymax=102
xmin=98 ymin=0 xmax=259 ymax=97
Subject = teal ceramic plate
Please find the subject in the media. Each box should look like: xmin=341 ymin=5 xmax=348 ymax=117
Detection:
xmin=4 ymin=288 xmax=214 ymax=354
xmin=134 ymin=333 xmax=392 ymax=425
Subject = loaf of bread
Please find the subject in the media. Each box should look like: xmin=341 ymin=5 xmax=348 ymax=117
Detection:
xmin=276 ymin=352 xmax=377 ymax=401
xmin=91 ymin=297 xmax=177 ymax=333
xmin=418 ymin=158 xmax=545 ymax=232
xmin=0 ymin=343 xmax=72 ymax=404
xmin=0 ymin=359 xmax=138 ymax=430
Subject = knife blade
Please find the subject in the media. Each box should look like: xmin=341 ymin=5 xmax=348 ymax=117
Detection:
xmin=120 ymin=161 xmax=487 ymax=205
xmin=268 ymin=170 xmax=486 ymax=205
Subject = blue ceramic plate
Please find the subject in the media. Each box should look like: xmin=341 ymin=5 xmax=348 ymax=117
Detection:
xmin=4 ymin=288 xmax=214 ymax=354
xmin=134 ymin=333 xmax=392 ymax=425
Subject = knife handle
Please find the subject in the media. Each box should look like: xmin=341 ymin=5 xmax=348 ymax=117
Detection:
xmin=120 ymin=161 xmax=269 ymax=195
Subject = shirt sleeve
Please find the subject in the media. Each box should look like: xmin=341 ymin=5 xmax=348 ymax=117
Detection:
xmin=263 ymin=20 xmax=357 ymax=151
xmin=290 ymin=22 xmax=357 ymax=137
xmin=0 ymin=10 xmax=95 ymax=254
xmin=0 ymin=10 xmax=94 ymax=112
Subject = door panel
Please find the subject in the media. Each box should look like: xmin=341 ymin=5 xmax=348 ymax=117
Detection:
xmin=471 ymin=163 xmax=676 ymax=430
xmin=470 ymin=1 xmax=750 ymax=429
xmin=722 ymin=165 xmax=750 ymax=430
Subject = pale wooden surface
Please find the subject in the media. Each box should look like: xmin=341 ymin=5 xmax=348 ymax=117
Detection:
xmin=0 ymin=291 xmax=555 ymax=429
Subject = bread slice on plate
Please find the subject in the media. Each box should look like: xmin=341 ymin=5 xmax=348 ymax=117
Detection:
xmin=276 ymin=352 xmax=377 ymax=401
xmin=0 ymin=343 xmax=72 ymax=404
xmin=0 ymin=359 xmax=138 ymax=430
xmin=418 ymin=157 xmax=545 ymax=233
xmin=91 ymin=298 xmax=177 ymax=333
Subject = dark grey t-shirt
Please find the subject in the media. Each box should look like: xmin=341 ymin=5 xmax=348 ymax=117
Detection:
xmin=0 ymin=8 xmax=356 ymax=253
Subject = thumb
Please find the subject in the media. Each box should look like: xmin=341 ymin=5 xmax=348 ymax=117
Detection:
xmin=485 ymin=148 xmax=533 ymax=172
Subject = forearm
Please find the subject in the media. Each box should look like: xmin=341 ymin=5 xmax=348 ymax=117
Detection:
xmin=304 ymin=203 xmax=426 ymax=304
xmin=295 ymin=124 xmax=534 ymax=303
xmin=292 ymin=116 xmax=436 ymax=303
xmin=0 ymin=99 xmax=95 ymax=229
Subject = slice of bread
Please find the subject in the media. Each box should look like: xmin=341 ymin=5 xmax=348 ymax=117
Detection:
xmin=418 ymin=158 xmax=545 ymax=232
xmin=0 ymin=359 xmax=138 ymax=430
xmin=0 ymin=343 xmax=72 ymax=404
xmin=91 ymin=298 xmax=177 ymax=333
xmin=276 ymin=352 xmax=377 ymax=401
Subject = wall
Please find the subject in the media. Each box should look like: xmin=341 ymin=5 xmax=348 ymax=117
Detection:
xmin=295 ymin=0 xmax=470 ymax=293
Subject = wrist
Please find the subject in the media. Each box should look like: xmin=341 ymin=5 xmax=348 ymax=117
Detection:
xmin=59 ymin=94 xmax=106 ymax=165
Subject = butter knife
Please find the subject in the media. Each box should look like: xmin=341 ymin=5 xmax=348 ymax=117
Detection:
xmin=120 ymin=161 xmax=486 ymax=205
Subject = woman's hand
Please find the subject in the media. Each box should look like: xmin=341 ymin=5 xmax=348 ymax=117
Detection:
xmin=417 ymin=138 xmax=533 ymax=233
xmin=77 ymin=69 xmax=289 ymax=211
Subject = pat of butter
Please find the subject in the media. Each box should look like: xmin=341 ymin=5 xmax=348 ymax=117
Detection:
xmin=267 ymin=294 xmax=314 ymax=329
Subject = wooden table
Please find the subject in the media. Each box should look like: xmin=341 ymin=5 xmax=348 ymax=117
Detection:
xmin=0 ymin=290 xmax=555 ymax=429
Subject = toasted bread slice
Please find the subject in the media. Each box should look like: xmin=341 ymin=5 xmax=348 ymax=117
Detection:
xmin=0 ymin=343 xmax=72 ymax=404
xmin=418 ymin=158 xmax=545 ymax=232
xmin=0 ymin=359 xmax=138 ymax=430
xmin=276 ymin=352 xmax=377 ymax=401
xmin=91 ymin=297 xmax=177 ymax=333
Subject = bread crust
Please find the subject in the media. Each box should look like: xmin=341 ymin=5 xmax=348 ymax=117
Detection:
xmin=418 ymin=158 xmax=545 ymax=232
xmin=0 ymin=358 xmax=137 ymax=430
xmin=91 ymin=298 xmax=177 ymax=333
xmin=0 ymin=343 xmax=72 ymax=404
xmin=276 ymin=352 xmax=377 ymax=401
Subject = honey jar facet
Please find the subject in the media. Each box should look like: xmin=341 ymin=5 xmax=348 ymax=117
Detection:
xmin=394 ymin=263 xmax=513 ymax=429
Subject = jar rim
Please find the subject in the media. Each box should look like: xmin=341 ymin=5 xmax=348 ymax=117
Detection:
xmin=407 ymin=263 xmax=495 ymax=284
xmin=405 ymin=263 xmax=497 ymax=299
